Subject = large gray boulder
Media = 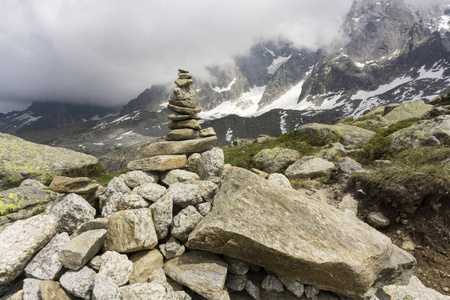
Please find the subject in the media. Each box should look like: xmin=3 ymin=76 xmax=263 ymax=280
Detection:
xmin=285 ymin=157 xmax=335 ymax=179
xmin=389 ymin=115 xmax=450 ymax=152
xmin=48 ymin=193 xmax=96 ymax=234
xmin=98 ymin=251 xmax=133 ymax=287
xmin=164 ymin=251 xmax=228 ymax=300
xmin=0 ymin=214 xmax=58 ymax=284
xmin=187 ymin=167 xmax=416 ymax=299
xmin=98 ymin=177 xmax=131 ymax=217
xmin=0 ymin=133 xmax=98 ymax=190
xmin=252 ymin=147 xmax=300 ymax=174
xmin=142 ymin=136 xmax=218 ymax=157
xmin=383 ymin=100 xmax=433 ymax=122
xmin=198 ymin=147 xmax=224 ymax=183
xmin=0 ymin=180 xmax=59 ymax=220
xmin=59 ymin=266 xmax=96 ymax=299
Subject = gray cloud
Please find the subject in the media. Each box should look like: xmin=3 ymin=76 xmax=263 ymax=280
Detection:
xmin=0 ymin=0 xmax=356 ymax=113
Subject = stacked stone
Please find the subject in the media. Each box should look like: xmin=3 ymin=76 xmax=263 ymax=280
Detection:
xmin=166 ymin=69 xmax=215 ymax=141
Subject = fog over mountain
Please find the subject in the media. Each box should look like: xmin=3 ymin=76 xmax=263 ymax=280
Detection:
xmin=0 ymin=0 xmax=356 ymax=113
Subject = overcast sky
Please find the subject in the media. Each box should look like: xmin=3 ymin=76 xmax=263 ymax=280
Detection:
xmin=0 ymin=0 xmax=361 ymax=113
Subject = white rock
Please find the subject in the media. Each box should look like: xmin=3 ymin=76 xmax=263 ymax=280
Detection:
xmin=59 ymin=266 xmax=96 ymax=299
xmin=167 ymin=182 xmax=203 ymax=208
xmin=338 ymin=194 xmax=358 ymax=216
xmin=92 ymin=274 xmax=119 ymax=300
xmin=196 ymin=202 xmax=212 ymax=216
xmin=160 ymin=236 xmax=185 ymax=259
xmin=150 ymin=194 xmax=173 ymax=240
xmin=267 ymin=173 xmax=293 ymax=190
xmin=261 ymin=274 xmax=284 ymax=292
xmin=71 ymin=218 xmax=108 ymax=239
xmin=99 ymin=177 xmax=131 ymax=217
xmin=195 ymin=180 xmax=218 ymax=202
xmin=119 ymin=282 xmax=166 ymax=300
xmin=122 ymin=171 xmax=158 ymax=189
xmin=0 ymin=214 xmax=58 ymax=284
xmin=23 ymin=278 xmax=41 ymax=300
xmin=162 ymin=169 xmax=200 ymax=185
xmin=59 ymin=229 xmax=107 ymax=270
xmin=134 ymin=183 xmax=167 ymax=203
xmin=285 ymin=157 xmax=335 ymax=179
xmin=198 ymin=147 xmax=224 ymax=183
xmin=99 ymin=251 xmax=133 ymax=287
xmin=25 ymin=232 xmax=70 ymax=280
xmin=118 ymin=193 xmax=149 ymax=210
xmin=171 ymin=206 xmax=204 ymax=242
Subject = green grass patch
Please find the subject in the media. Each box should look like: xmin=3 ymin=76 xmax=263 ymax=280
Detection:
xmin=62 ymin=163 xmax=106 ymax=178
xmin=90 ymin=168 xmax=128 ymax=187
xmin=222 ymin=133 xmax=320 ymax=169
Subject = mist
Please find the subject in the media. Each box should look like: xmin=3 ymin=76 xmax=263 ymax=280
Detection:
xmin=0 ymin=0 xmax=359 ymax=113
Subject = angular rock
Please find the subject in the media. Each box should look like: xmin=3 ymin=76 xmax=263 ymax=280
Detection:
xmin=285 ymin=157 xmax=335 ymax=179
xmin=383 ymin=100 xmax=433 ymax=122
xmin=168 ymin=114 xmax=201 ymax=121
xmin=164 ymin=251 xmax=228 ymax=300
xmin=59 ymin=229 xmax=107 ymax=270
xmin=245 ymin=280 xmax=260 ymax=300
xmin=199 ymin=127 xmax=216 ymax=137
xmin=278 ymin=276 xmax=304 ymax=298
xmin=267 ymin=173 xmax=293 ymax=190
xmin=333 ymin=157 xmax=363 ymax=174
xmin=226 ymin=257 xmax=249 ymax=276
xmin=175 ymin=78 xmax=193 ymax=88
xmin=0 ymin=214 xmax=58 ymax=284
xmin=118 ymin=193 xmax=149 ymax=210
xmin=98 ymin=177 xmax=131 ymax=217
xmin=162 ymin=169 xmax=200 ymax=185
xmin=127 ymin=155 xmax=187 ymax=172
xmin=367 ymin=212 xmax=390 ymax=229
xmin=122 ymin=171 xmax=158 ymax=189
xmin=168 ymin=99 xmax=196 ymax=108
xmin=168 ymin=119 xmax=201 ymax=131
xmin=389 ymin=116 xmax=450 ymax=152
xmin=99 ymin=251 xmax=133 ymax=287
xmin=196 ymin=202 xmax=212 ymax=216
xmin=92 ymin=274 xmax=119 ymax=300
xmin=168 ymin=104 xmax=201 ymax=115
xmin=48 ymin=193 xmax=96 ymax=234
xmin=187 ymin=153 xmax=202 ymax=173
xmin=39 ymin=281 xmax=75 ymax=300
xmin=119 ymin=282 xmax=166 ymax=300
xmin=23 ymin=278 xmax=41 ymax=300
xmin=262 ymin=275 xmax=284 ymax=292
xmin=375 ymin=275 xmax=450 ymax=300
xmin=129 ymin=250 xmax=164 ymax=284
xmin=173 ymin=86 xmax=196 ymax=100
xmin=187 ymin=167 xmax=416 ymax=299
xmin=252 ymin=147 xmax=300 ymax=174
xmin=71 ymin=218 xmax=108 ymax=239
xmin=195 ymin=180 xmax=218 ymax=202
xmin=49 ymin=176 xmax=100 ymax=194
xmin=171 ymin=205 xmax=203 ymax=242
xmin=198 ymin=147 xmax=224 ymax=183
xmin=304 ymin=285 xmax=320 ymax=298
xmin=150 ymin=194 xmax=173 ymax=239
xmin=166 ymin=129 xmax=199 ymax=141
xmin=1 ymin=289 xmax=23 ymax=300
xmin=0 ymin=133 xmax=98 ymax=190
xmin=142 ymin=136 xmax=218 ymax=157
xmin=134 ymin=183 xmax=167 ymax=203
xmin=59 ymin=266 xmax=95 ymax=299
xmin=160 ymin=236 xmax=185 ymax=260
xmin=88 ymin=256 xmax=103 ymax=271
xmin=104 ymin=208 xmax=158 ymax=253
xmin=167 ymin=182 xmax=203 ymax=208
xmin=0 ymin=180 xmax=59 ymax=217
xmin=25 ymin=232 xmax=70 ymax=280
xmin=226 ymin=274 xmax=247 ymax=292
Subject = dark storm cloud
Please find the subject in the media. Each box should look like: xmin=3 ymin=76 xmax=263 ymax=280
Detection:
xmin=0 ymin=0 xmax=355 ymax=113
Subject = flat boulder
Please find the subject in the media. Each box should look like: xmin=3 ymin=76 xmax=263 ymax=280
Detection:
xmin=127 ymin=155 xmax=187 ymax=172
xmin=187 ymin=167 xmax=416 ymax=299
xmin=142 ymin=136 xmax=218 ymax=157
xmin=0 ymin=133 xmax=98 ymax=190
xmin=252 ymin=147 xmax=300 ymax=174
xmin=383 ymin=100 xmax=433 ymax=122
xmin=0 ymin=214 xmax=58 ymax=284
xmin=389 ymin=115 xmax=450 ymax=152
xmin=49 ymin=176 xmax=100 ymax=194
xmin=285 ymin=157 xmax=335 ymax=179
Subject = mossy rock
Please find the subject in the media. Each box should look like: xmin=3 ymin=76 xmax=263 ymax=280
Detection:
xmin=383 ymin=100 xmax=433 ymax=122
xmin=252 ymin=147 xmax=300 ymax=173
xmin=389 ymin=115 xmax=450 ymax=152
xmin=0 ymin=133 xmax=98 ymax=190
xmin=293 ymin=123 xmax=375 ymax=147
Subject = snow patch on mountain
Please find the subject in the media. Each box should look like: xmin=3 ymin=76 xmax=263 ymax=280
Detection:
xmin=211 ymin=78 xmax=236 ymax=93
xmin=438 ymin=15 xmax=450 ymax=31
xmin=267 ymin=55 xmax=292 ymax=75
